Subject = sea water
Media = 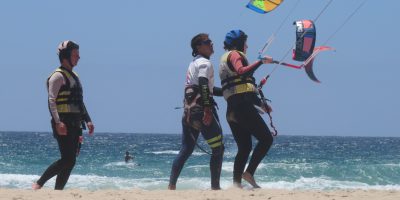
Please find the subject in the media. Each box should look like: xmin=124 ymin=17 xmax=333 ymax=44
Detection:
xmin=0 ymin=132 xmax=399 ymax=190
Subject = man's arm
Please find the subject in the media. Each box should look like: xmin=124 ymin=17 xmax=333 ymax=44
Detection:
xmin=48 ymin=72 xmax=67 ymax=135
xmin=48 ymin=73 xmax=64 ymax=123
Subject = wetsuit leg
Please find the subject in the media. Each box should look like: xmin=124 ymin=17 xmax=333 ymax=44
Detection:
xmin=227 ymin=105 xmax=252 ymax=183
xmin=199 ymin=112 xmax=224 ymax=189
xmin=227 ymin=103 xmax=273 ymax=182
xmin=54 ymin=124 xmax=80 ymax=190
xmin=36 ymin=121 xmax=80 ymax=190
xmin=244 ymin=107 xmax=273 ymax=176
xmin=169 ymin=117 xmax=199 ymax=187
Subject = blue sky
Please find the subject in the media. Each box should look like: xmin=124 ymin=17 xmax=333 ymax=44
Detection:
xmin=0 ymin=0 xmax=398 ymax=136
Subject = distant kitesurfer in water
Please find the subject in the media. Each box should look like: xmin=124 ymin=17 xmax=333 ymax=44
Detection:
xmin=125 ymin=151 xmax=133 ymax=163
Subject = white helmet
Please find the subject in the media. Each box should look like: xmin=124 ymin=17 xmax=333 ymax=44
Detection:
xmin=57 ymin=40 xmax=79 ymax=63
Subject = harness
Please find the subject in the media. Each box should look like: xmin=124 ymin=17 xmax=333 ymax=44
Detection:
xmin=183 ymin=85 xmax=223 ymax=156
xmin=183 ymin=86 xmax=201 ymax=125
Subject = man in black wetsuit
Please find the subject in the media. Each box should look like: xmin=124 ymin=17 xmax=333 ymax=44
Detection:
xmin=32 ymin=40 xmax=94 ymax=190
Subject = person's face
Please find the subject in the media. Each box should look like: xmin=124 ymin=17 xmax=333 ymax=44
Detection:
xmin=70 ymin=49 xmax=80 ymax=67
xmin=243 ymin=41 xmax=248 ymax=54
xmin=197 ymin=37 xmax=214 ymax=57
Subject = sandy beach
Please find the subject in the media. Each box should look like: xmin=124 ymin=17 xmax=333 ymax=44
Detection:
xmin=1 ymin=188 xmax=399 ymax=200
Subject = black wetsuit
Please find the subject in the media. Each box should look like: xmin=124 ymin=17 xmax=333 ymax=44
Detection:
xmin=170 ymin=53 xmax=224 ymax=189
xmin=227 ymin=93 xmax=274 ymax=184
xmin=36 ymin=115 xmax=82 ymax=190
xmin=37 ymin=67 xmax=90 ymax=190
xmin=169 ymin=105 xmax=224 ymax=189
xmin=125 ymin=154 xmax=132 ymax=163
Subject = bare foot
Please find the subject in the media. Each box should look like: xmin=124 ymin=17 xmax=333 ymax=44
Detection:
xmin=242 ymin=172 xmax=261 ymax=188
xmin=168 ymin=184 xmax=176 ymax=190
xmin=32 ymin=183 xmax=42 ymax=190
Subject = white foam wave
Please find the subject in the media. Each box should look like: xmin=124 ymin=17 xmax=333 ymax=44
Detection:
xmin=149 ymin=150 xmax=205 ymax=156
xmin=186 ymin=165 xmax=208 ymax=169
xmin=103 ymin=161 xmax=140 ymax=169
xmin=0 ymin=174 xmax=40 ymax=189
xmin=221 ymin=162 xmax=267 ymax=173
xmin=258 ymin=177 xmax=400 ymax=191
xmin=221 ymin=162 xmax=234 ymax=172
xmin=381 ymin=163 xmax=400 ymax=167
xmin=0 ymin=162 xmax=12 ymax=167
xmin=259 ymin=162 xmax=329 ymax=170
xmin=150 ymin=150 xmax=179 ymax=155
xmin=1 ymin=173 xmax=400 ymax=191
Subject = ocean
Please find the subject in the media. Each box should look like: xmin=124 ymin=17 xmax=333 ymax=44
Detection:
xmin=0 ymin=132 xmax=399 ymax=190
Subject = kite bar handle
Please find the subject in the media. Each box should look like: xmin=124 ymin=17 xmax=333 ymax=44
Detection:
xmin=259 ymin=55 xmax=302 ymax=69
xmin=272 ymin=61 xmax=302 ymax=69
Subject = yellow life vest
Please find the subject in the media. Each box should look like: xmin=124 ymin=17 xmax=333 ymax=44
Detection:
xmin=219 ymin=51 xmax=257 ymax=100
xmin=47 ymin=67 xmax=84 ymax=114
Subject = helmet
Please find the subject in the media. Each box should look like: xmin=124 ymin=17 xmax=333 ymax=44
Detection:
xmin=224 ymin=30 xmax=247 ymax=51
xmin=57 ymin=40 xmax=79 ymax=63
xmin=224 ymin=30 xmax=247 ymax=46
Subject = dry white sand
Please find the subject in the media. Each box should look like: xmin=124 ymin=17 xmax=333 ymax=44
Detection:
xmin=1 ymin=188 xmax=399 ymax=200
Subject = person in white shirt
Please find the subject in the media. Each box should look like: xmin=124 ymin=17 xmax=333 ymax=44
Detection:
xmin=168 ymin=33 xmax=224 ymax=190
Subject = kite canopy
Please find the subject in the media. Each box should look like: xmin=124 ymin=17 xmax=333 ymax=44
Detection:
xmin=303 ymin=46 xmax=334 ymax=83
xmin=293 ymin=20 xmax=316 ymax=61
xmin=246 ymin=0 xmax=284 ymax=14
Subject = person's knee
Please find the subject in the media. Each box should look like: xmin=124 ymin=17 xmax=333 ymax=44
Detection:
xmin=268 ymin=135 xmax=274 ymax=146
xmin=259 ymin=133 xmax=273 ymax=149
xmin=175 ymin=146 xmax=195 ymax=164
xmin=181 ymin=145 xmax=195 ymax=156
xmin=65 ymin=158 xmax=76 ymax=170
xmin=59 ymin=156 xmax=76 ymax=168
xmin=237 ymin=144 xmax=252 ymax=156
xmin=264 ymin=133 xmax=274 ymax=147
xmin=212 ymin=144 xmax=224 ymax=157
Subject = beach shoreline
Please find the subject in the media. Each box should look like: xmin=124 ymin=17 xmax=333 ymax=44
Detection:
xmin=1 ymin=188 xmax=399 ymax=200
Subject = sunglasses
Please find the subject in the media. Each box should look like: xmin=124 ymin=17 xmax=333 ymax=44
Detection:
xmin=200 ymin=39 xmax=212 ymax=45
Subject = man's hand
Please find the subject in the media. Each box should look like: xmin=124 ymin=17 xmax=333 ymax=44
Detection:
xmin=87 ymin=122 xmax=95 ymax=135
xmin=202 ymin=107 xmax=213 ymax=126
xmin=56 ymin=122 xmax=67 ymax=136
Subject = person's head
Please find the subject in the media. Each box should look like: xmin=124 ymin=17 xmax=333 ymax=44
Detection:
xmin=191 ymin=33 xmax=214 ymax=58
xmin=125 ymin=151 xmax=129 ymax=155
xmin=224 ymin=29 xmax=248 ymax=53
xmin=57 ymin=40 xmax=80 ymax=68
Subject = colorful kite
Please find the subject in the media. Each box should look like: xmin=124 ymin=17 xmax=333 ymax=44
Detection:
xmin=293 ymin=20 xmax=316 ymax=61
xmin=246 ymin=0 xmax=284 ymax=14
xmin=290 ymin=20 xmax=334 ymax=83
